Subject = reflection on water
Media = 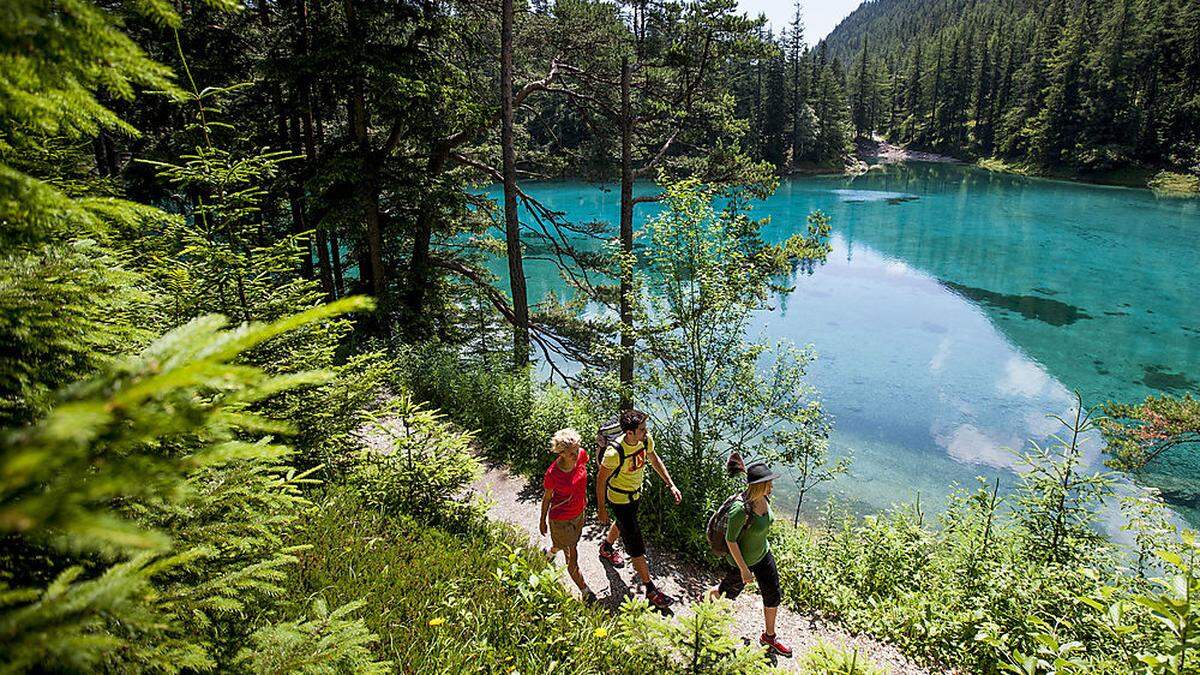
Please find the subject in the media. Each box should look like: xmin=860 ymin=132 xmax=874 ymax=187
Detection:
xmin=481 ymin=163 xmax=1200 ymax=525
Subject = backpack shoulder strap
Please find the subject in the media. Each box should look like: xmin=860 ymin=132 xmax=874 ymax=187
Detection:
xmin=604 ymin=436 xmax=641 ymax=499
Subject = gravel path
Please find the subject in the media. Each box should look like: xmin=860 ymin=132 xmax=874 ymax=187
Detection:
xmin=470 ymin=457 xmax=938 ymax=674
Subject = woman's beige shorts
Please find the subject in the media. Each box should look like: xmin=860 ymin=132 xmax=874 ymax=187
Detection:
xmin=549 ymin=512 xmax=585 ymax=549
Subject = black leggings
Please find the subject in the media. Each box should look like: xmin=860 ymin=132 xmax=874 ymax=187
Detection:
xmin=608 ymin=499 xmax=645 ymax=559
xmin=716 ymin=549 xmax=781 ymax=608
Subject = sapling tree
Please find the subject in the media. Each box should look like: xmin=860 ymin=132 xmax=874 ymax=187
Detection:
xmin=639 ymin=178 xmax=834 ymax=506
xmin=617 ymin=597 xmax=773 ymax=674
xmin=723 ymin=343 xmax=844 ymax=525
xmin=1014 ymin=393 xmax=1116 ymax=564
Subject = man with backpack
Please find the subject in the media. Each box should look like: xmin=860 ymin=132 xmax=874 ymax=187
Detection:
xmin=595 ymin=409 xmax=681 ymax=610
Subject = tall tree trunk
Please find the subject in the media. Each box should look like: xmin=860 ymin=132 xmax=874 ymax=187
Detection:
xmin=500 ymin=0 xmax=529 ymax=368
xmin=363 ymin=177 xmax=385 ymax=299
xmin=407 ymin=150 xmax=446 ymax=329
xmin=296 ymin=0 xmax=334 ymax=299
xmin=285 ymin=110 xmax=316 ymax=280
xmin=330 ymin=230 xmax=345 ymax=298
xmin=273 ymin=86 xmax=315 ymax=279
xmin=345 ymin=0 xmax=385 ymax=299
xmin=618 ymin=57 xmax=635 ymax=409
xmin=791 ymin=50 xmax=802 ymax=166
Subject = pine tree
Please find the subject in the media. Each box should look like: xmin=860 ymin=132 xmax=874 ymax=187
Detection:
xmin=0 ymin=0 xmax=186 ymax=426
xmin=789 ymin=0 xmax=810 ymax=166
xmin=904 ymin=42 xmax=925 ymax=142
xmin=763 ymin=41 xmax=791 ymax=169
xmin=1078 ymin=0 xmax=1135 ymax=166
xmin=1028 ymin=2 xmax=1090 ymax=166
xmin=811 ymin=46 xmax=854 ymax=163
xmin=851 ymin=36 xmax=874 ymax=138
xmin=972 ymin=35 xmax=995 ymax=153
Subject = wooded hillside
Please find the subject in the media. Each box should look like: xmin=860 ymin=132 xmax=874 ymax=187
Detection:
xmin=822 ymin=0 xmax=1200 ymax=172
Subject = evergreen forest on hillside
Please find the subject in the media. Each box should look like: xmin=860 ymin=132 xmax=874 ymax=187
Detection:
xmin=821 ymin=0 xmax=1200 ymax=178
xmin=3 ymin=0 xmax=1200 ymax=672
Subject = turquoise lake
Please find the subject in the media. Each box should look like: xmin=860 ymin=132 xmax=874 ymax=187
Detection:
xmin=480 ymin=163 xmax=1200 ymax=525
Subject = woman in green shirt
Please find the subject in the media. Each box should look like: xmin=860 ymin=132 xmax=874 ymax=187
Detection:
xmin=705 ymin=460 xmax=791 ymax=658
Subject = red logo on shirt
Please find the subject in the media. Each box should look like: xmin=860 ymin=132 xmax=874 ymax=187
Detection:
xmin=627 ymin=449 xmax=646 ymax=471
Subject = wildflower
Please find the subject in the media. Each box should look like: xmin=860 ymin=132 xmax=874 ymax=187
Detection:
xmin=428 ymin=617 xmax=446 ymax=627
xmin=593 ymin=627 xmax=608 ymax=638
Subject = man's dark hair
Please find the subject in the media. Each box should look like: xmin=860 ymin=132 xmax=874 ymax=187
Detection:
xmin=619 ymin=409 xmax=649 ymax=432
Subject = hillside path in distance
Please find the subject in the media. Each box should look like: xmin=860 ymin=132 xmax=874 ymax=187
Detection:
xmin=472 ymin=456 xmax=942 ymax=674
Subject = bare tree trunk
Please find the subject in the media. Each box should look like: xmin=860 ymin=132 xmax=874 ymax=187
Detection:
xmin=285 ymin=109 xmax=315 ymax=280
xmin=345 ymin=0 xmax=385 ymax=300
xmin=500 ymin=0 xmax=529 ymax=368
xmin=618 ymin=57 xmax=635 ymax=409
xmin=330 ymin=230 xmax=345 ymax=297
xmin=407 ymin=150 xmax=446 ymax=328
xmin=295 ymin=0 xmax=334 ymax=299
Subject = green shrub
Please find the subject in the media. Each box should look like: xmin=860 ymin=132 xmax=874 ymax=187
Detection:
xmin=618 ymin=597 xmax=773 ymax=673
xmin=1148 ymin=171 xmax=1200 ymax=196
xmin=798 ymin=640 xmax=885 ymax=675
xmin=0 ymin=301 xmax=389 ymax=672
xmin=396 ymin=345 xmax=597 ymax=477
xmin=236 ymin=598 xmax=389 ymax=674
xmin=350 ymin=394 xmax=483 ymax=528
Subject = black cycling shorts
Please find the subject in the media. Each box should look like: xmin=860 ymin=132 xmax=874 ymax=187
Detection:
xmin=716 ymin=549 xmax=781 ymax=608
xmin=608 ymin=498 xmax=645 ymax=559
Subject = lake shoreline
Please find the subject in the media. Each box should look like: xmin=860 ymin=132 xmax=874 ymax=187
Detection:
xmin=848 ymin=138 xmax=1198 ymax=195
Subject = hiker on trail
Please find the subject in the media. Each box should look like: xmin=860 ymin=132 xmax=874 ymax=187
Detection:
xmin=705 ymin=457 xmax=792 ymax=658
xmin=539 ymin=428 xmax=596 ymax=604
xmin=596 ymin=409 xmax=681 ymax=610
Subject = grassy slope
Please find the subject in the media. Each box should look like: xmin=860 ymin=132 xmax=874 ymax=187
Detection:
xmin=285 ymin=489 xmax=636 ymax=673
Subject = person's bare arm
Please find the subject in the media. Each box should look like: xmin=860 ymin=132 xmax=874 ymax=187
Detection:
xmin=596 ymin=464 xmax=612 ymax=524
xmin=648 ymin=452 xmax=682 ymax=504
xmin=727 ymin=541 xmax=753 ymax=585
xmin=539 ymin=488 xmax=553 ymax=535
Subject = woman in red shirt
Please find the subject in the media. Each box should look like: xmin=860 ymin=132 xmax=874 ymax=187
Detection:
xmin=539 ymin=428 xmax=595 ymax=603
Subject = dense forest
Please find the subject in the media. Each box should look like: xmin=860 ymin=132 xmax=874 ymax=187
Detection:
xmin=3 ymin=0 xmax=1200 ymax=672
xmin=820 ymin=0 xmax=1200 ymax=177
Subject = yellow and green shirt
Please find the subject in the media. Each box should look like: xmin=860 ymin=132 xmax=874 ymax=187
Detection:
xmin=601 ymin=433 xmax=654 ymax=504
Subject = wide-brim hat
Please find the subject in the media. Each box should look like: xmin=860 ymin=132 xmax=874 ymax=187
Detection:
xmin=745 ymin=462 xmax=781 ymax=485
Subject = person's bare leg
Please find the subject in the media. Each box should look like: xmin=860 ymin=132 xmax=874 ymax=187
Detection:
xmin=605 ymin=522 xmax=620 ymax=546
xmin=764 ymin=606 xmax=778 ymax=636
xmin=632 ymin=555 xmax=651 ymax=585
xmin=565 ymin=546 xmax=586 ymax=591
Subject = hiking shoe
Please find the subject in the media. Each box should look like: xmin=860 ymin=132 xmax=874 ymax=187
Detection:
xmin=759 ymin=633 xmax=793 ymax=658
xmin=645 ymin=587 xmax=673 ymax=610
xmin=599 ymin=543 xmax=624 ymax=568
xmin=582 ymin=589 xmax=598 ymax=605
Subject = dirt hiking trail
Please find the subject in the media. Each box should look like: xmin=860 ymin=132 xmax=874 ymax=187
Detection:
xmin=471 ymin=457 xmax=940 ymax=674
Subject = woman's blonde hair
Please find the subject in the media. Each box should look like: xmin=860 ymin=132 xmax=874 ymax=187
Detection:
xmin=746 ymin=480 xmax=772 ymax=502
xmin=551 ymin=428 xmax=582 ymax=453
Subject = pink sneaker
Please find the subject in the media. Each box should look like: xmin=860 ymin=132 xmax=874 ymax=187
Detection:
xmin=760 ymin=633 xmax=793 ymax=658
xmin=599 ymin=542 xmax=625 ymax=568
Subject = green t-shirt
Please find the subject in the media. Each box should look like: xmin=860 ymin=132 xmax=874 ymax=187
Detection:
xmin=724 ymin=498 xmax=772 ymax=567
xmin=601 ymin=433 xmax=654 ymax=504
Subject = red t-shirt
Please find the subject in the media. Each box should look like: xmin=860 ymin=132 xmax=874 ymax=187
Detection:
xmin=543 ymin=449 xmax=588 ymax=521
